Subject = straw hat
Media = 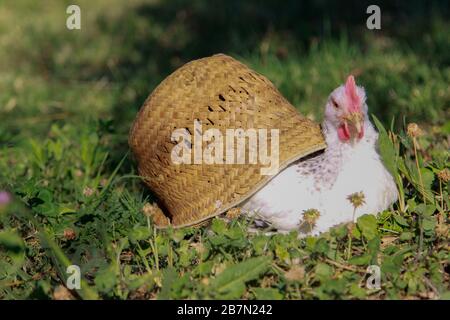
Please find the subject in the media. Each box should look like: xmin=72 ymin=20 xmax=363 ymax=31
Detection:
xmin=129 ymin=54 xmax=326 ymax=228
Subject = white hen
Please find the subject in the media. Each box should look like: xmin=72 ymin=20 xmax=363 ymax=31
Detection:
xmin=242 ymin=75 xmax=398 ymax=235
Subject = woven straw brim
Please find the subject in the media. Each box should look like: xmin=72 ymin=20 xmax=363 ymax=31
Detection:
xmin=129 ymin=54 xmax=326 ymax=228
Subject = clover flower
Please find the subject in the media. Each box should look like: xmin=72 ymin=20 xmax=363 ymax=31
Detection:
xmin=0 ymin=191 xmax=11 ymax=206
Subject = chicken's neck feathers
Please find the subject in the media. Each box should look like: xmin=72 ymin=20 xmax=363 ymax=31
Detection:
xmin=297 ymin=118 xmax=381 ymax=191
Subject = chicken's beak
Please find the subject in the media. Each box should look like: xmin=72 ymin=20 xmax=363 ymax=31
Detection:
xmin=343 ymin=112 xmax=364 ymax=139
xmin=353 ymin=118 xmax=363 ymax=136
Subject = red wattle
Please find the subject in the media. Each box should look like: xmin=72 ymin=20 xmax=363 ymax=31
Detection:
xmin=358 ymin=125 xmax=365 ymax=139
xmin=338 ymin=123 xmax=350 ymax=141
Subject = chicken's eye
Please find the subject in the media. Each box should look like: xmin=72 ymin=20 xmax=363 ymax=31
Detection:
xmin=331 ymin=98 xmax=339 ymax=109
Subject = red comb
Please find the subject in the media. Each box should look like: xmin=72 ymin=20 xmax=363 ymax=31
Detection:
xmin=345 ymin=75 xmax=360 ymax=112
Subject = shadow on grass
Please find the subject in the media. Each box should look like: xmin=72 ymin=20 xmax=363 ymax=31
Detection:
xmin=106 ymin=0 xmax=448 ymax=124
xmin=101 ymin=0 xmax=449 ymax=172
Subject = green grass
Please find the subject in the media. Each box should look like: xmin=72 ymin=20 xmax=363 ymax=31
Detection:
xmin=0 ymin=0 xmax=449 ymax=299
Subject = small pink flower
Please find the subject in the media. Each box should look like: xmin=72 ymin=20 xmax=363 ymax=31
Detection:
xmin=0 ymin=191 xmax=12 ymax=205
xmin=82 ymin=187 xmax=95 ymax=197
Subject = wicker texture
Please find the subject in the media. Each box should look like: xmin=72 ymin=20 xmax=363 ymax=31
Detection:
xmin=129 ymin=54 xmax=326 ymax=228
